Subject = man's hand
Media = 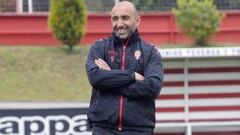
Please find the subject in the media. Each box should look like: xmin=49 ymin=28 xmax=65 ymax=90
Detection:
xmin=95 ymin=58 xmax=144 ymax=80
xmin=135 ymin=72 xmax=144 ymax=81
xmin=95 ymin=58 xmax=111 ymax=71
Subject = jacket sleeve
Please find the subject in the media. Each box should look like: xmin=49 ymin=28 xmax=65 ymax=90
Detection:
xmin=122 ymin=47 xmax=164 ymax=99
xmin=85 ymin=42 xmax=136 ymax=90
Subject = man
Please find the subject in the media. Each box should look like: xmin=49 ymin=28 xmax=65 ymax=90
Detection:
xmin=85 ymin=1 xmax=164 ymax=135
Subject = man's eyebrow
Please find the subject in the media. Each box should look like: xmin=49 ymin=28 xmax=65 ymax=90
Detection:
xmin=111 ymin=15 xmax=130 ymax=18
xmin=115 ymin=15 xmax=130 ymax=18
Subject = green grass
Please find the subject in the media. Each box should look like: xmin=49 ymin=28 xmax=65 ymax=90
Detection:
xmin=0 ymin=46 xmax=91 ymax=102
xmin=1 ymin=44 xmax=239 ymax=102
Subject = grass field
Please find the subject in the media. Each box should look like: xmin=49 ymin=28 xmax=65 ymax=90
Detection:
xmin=0 ymin=46 xmax=91 ymax=102
xmin=1 ymin=44 xmax=238 ymax=102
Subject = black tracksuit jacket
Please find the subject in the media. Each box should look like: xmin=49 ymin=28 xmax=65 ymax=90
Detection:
xmin=85 ymin=30 xmax=164 ymax=132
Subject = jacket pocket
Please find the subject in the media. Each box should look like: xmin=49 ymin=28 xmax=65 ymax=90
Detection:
xmin=89 ymin=90 xmax=120 ymax=125
xmin=89 ymin=89 xmax=100 ymax=113
xmin=127 ymin=57 xmax=144 ymax=75
xmin=124 ymin=98 xmax=155 ymax=127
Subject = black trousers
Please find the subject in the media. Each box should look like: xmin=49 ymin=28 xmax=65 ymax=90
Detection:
xmin=92 ymin=126 xmax=153 ymax=135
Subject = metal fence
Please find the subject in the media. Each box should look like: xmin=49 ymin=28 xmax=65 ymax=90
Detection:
xmin=85 ymin=0 xmax=114 ymax=12
xmin=1 ymin=0 xmax=240 ymax=13
xmin=23 ymin=0 xmax=49 ymax=12
xmin=215 ymin=0 xmax=240 ymax=10
xmin=120 ymin=0 xmax=240 ymax=11
xmin=0 ymin=0 xmax=16 ymax=12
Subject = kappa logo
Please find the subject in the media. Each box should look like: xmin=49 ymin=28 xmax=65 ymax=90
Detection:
xmin=0 ymin=115 xmax=91 ymax=135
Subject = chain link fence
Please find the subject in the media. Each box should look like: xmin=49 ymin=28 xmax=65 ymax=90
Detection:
xmin=85 ymin=0 xmax=114 ymax=12
xmin=23 ymin=0 xmax=49 ymax=12
xmin=120 ymin=0 xmax=240 ymax=11
xmin=91 ymin=0 xmax=240 ymax=12
xmin=1 ymin=0 xmax=240 ymax=13
xmin=0 ymin=0 xmax=16 ymax=12
xmin=215 ymin=0 xmax=240 ymax=10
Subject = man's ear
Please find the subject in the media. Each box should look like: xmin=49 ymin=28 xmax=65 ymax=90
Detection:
xmin=136 ymin=15 xmax=141 ymax=27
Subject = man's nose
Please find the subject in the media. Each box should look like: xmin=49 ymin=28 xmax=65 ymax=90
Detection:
xmin=116 ymin=19 xmax=124 ymax=28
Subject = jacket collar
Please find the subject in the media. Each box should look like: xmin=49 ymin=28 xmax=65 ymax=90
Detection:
xmin=112 ymin=29 xmax=141 ymax=47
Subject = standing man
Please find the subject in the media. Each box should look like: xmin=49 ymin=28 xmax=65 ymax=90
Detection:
xmin=85 ymin=1 xmax=164 ymax=135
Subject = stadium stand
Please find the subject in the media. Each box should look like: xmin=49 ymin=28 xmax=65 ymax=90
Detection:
xmin=155 ymin=47 xmax=240 ymax=135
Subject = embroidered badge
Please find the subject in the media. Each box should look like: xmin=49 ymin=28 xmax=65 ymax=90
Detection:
xmin=134 ymin=50 xmax=141 ymax=60
xmin=108 ymin=51 xmax=118 ymax=62
xmin=110 ymin=56 xmax=115 ymax=62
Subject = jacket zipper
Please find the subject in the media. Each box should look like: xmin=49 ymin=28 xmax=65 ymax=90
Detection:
xmin=118 ymin=95 xmax=124 ymax=131
xmin=118 ymin=45 xmax=126 ymax=131
xmin=118 ymin=37 xmax=130 ymax=131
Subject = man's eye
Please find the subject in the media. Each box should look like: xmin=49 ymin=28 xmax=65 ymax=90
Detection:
xmin=112 ymin=16 xmax=118 ymax=21
xmin=122 ymin=16 xmax=130 ymax=21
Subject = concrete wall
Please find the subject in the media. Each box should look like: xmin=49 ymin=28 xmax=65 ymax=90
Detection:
xmin=0 ymin=11 xmax=240 ymax=46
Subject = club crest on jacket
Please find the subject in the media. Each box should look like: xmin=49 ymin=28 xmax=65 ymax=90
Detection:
xmin=108 ymin=50 xmax=118 ymax=62
xmin=134 ymin=50 xmax=141 ymax=60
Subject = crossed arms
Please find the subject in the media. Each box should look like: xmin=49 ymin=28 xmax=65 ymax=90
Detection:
xmin=95 ymin=58 xmax=144 ymax=81
xmin=86 ymin=44 xmax=164 ymax=99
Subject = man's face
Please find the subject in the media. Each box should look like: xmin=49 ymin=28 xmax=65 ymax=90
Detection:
xmin=111 ymin=5 xmax=140 ymax=40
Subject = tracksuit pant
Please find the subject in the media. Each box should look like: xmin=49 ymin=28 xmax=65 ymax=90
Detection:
xmin=92 ymin=126 xmax=153 ymax=135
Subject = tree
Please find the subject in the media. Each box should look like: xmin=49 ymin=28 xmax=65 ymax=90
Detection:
xmin=48 ymin=0 xmax=87 ymax=51
xmin=172 ymin=0 xmax=224 ymax=46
